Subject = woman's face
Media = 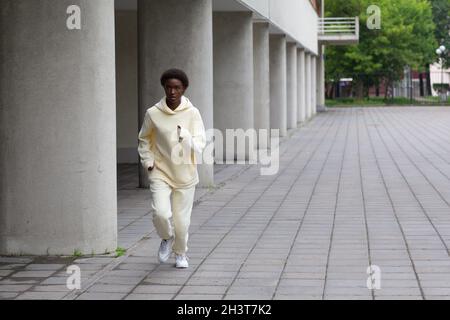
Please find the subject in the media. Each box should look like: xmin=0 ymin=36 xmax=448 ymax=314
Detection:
xmin=164 ymin=78 xmax=186 ymax=105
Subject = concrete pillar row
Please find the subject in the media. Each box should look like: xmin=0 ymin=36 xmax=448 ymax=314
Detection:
xmin=297 ymin=48 xmax=307 ymax=124
xmin=213 ymin=12 xmax=255 ymax=163
xmin=253 ymin=22 xmax=271 ymax=150
xmin=138 ymin=0 xmax=214 ymax=187
xmin=286 ymin=42 xmax=298 ymax=129
xmin=269 ymin=35 xmax=287 ymax=137
xmin=0 ymin=0 xmax=117 ymax=255
xmin=305 ymin=53 xmax=312 ymax=120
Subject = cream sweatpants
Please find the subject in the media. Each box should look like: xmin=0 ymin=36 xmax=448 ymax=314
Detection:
xmin=149 ymin=178 xmax=196 ymax=255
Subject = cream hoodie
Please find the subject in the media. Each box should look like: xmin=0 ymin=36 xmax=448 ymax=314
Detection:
xmin=138 ymin=96 xmax=207 ymax=189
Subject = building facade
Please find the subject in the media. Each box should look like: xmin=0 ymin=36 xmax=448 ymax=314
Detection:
xmin=0 ymin=0 xmax=332 ymax=255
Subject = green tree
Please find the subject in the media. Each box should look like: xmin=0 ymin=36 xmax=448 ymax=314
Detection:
xmin=430 ymin=0 xmax=450 ymax=67
xmin=325 ymin=0 xmax=437 ymax=100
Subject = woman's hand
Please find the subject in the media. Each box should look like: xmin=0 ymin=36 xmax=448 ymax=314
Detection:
xmin=177 ymin=125 xmax=184 ymax=142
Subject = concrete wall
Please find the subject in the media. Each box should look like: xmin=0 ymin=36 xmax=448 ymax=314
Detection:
xmin=239 ymin=0 xmax=318 ymax=54
xmin=116 ymin=10 xmax=139 ymax=164
xmin=237 ymin=0 xmax=270 ymax=16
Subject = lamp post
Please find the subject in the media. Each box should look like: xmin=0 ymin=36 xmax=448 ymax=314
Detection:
xmin=436 ymin=45 xmax=447 ymax=102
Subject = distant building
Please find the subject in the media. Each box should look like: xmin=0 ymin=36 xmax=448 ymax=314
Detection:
xmin=430 ymin=63 xmax=450 ymax=96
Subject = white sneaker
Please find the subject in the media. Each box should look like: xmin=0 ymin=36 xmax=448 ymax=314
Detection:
xmin=175 ymin=254 xmax=189 ymax=268
xmin=158 ymin=237 xmax=174 ymax=263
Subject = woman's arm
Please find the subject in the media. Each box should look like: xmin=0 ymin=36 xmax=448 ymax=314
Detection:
xmin=138 ymin=111 xmax=156 ymax=171
xmin=178 ymin=109 xmax=207 ymax=156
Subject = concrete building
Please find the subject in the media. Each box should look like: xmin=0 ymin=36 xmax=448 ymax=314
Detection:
xmin=0 ymin=0 xmax=357 ymax=256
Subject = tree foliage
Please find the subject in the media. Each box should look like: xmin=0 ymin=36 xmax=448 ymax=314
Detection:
xmin=430 ymin=0 xmax=450 ymax=67
xmin=325 ymin=0 xmax=437 ymax=99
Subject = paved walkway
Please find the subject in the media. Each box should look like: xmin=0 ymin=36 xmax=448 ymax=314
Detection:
xmin=2 ymin=107 xmax=450 ymax=300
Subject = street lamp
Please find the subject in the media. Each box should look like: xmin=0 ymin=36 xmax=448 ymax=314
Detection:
xmin=436 ymin=45 xmax=447 ymax=102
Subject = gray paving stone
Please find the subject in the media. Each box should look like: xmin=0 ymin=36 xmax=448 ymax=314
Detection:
xmin=374 ymin=287 xmax=422 ymax=296
xmin=125 ymin=293 xmax=175 ymax=300
xmin=98 ymin=276 xmax=144 ymax=285
xmin=425 ymin=296 xmax=450 ymax=300
xmin=279 ymin=279 xmax=324 ymax=287
xmin=0 ymin=264 xmax=26 ymax=270
xmin=324 ymin=295 xmax=373 ymax=300
xmin=274 ymin=294 xmax=322 ymax=300
xmin=39 ymin=277 xmax=73 ymax=285
xmin=24 ymin=264 xmax=66 ymax=271
xmin=77 ymin=292 xmax=127 ymax=300
xmin=227 ymin=286 xmax=276 ymax=296
xmin=223 ymin=294 xmax=273 ymax=300
xmin=0 ymin=257 xmax=33 ymax=264
xmin=375 ymin=295 xmax=423 ymax=300
xmin=276 ymin=286 xmax=324 ymax=295
xmin=174 ymin=294 xmax=224 ymax=300
xmin=324 ymin=287 xmax=372 ymax=295
xmin=31 ymin=285 xmax=72 ymax=292
xmin=133 ymin=285 xmax=181 ymax=294
xmin=0 ymin=278 xmax=38 ymax=285
xmin=106 ymin=270 xmax=149 ymax=278
xmin=0 ymin=284 xmax=33 ymax=292
xmin=15 ymin=291 xmax=68 ymax=300
xmin=115 ymin=263 xmax=158 ymax=271
xmin=179 ymin=286 xmax=228 ymax=295
xmin=87 ymin=284 xmax=137 ymax=293
xmin=0 ymin=270 xmax=14 ymax=277
xmin=423 ymin=288 xmax=450 ymax=296
xmin=0 ymin=292 xmax=20 ymax=299
xmin=3 ymin=108 xmax=450 ymax=300
xmin=186 ymin=277 xmax=235 ymax=286
xmin=12 ymin=270 xmax=57 ymax=278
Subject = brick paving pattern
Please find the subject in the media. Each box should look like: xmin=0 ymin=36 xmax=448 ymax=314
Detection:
xmin=1 ymin=107 xmax=450 ymax=300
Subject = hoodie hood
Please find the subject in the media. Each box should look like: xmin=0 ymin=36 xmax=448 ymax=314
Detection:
xmin=156 ymin=95 xmax=193 ymax=115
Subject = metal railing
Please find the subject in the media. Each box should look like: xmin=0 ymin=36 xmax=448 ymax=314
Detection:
xmin=318 ymin=17 xmax=359 ymax=36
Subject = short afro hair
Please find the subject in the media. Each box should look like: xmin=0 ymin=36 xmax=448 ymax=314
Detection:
xmin=160 ymin=68 xmax=189 ymax=88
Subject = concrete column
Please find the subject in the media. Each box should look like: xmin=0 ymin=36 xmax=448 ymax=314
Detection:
xmin=269 ymin=35 xmax=287 ymax=137
xmin=305 ymin=53 xmax=312 ymax=120
xmin=0 ymin=0 xmax=117 ymax=255
xmin=213 ymin=12 xmax=255 ymax=163
xmin=312 ymin=55 xmax=317 ymax=116
xmin=253 ymin=22 xmax=270 ymax=150
xmin=317 ymin=45 xmax=326 ymax=112
xmin=286 ymin=42 xmax=298 ymax=129
xmin=138 ymin=0 xmax=214 ymax=187
xmin=297 ymin=48 xmax=307 ymax=124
